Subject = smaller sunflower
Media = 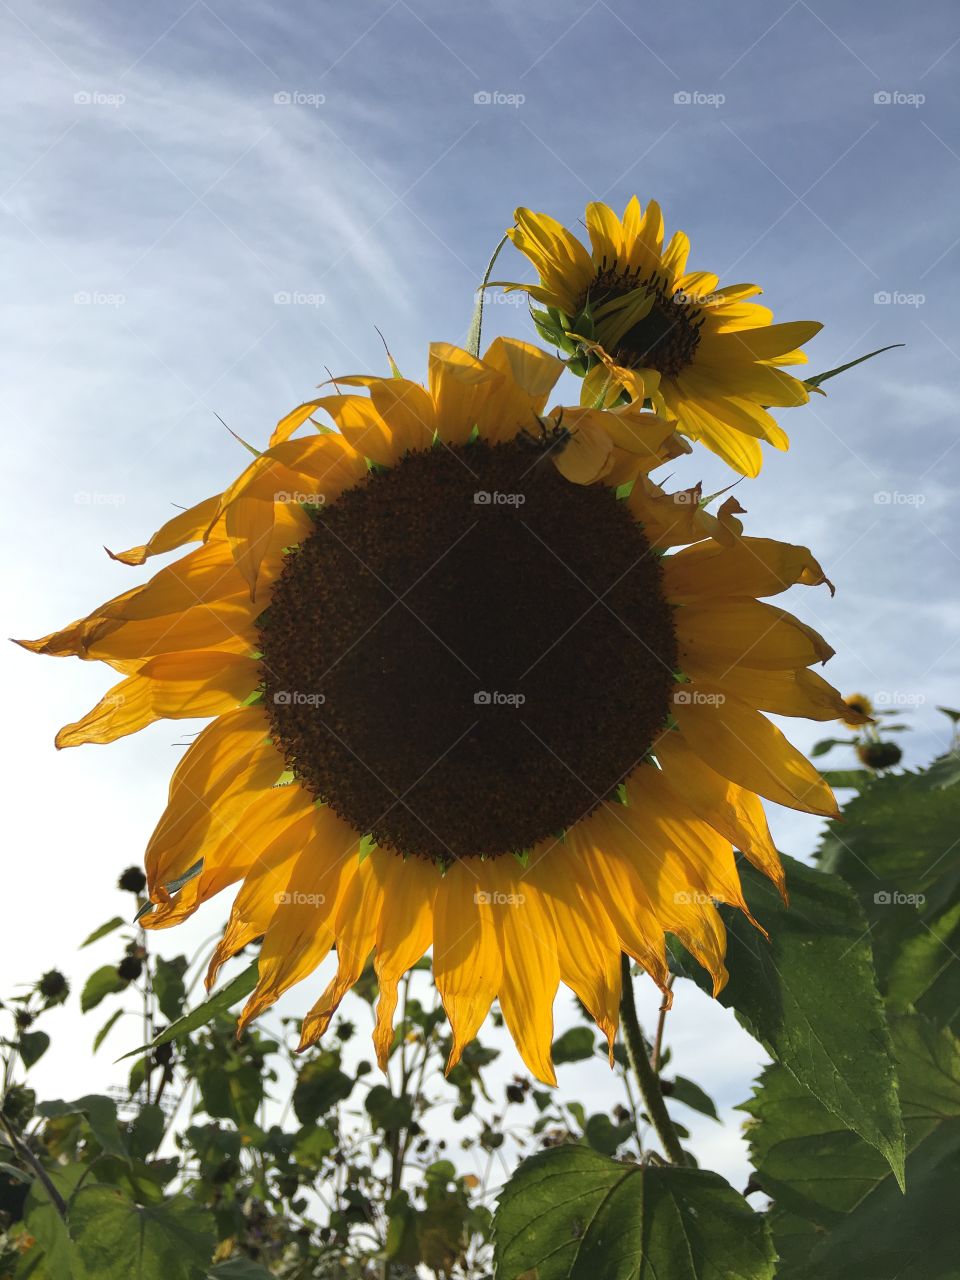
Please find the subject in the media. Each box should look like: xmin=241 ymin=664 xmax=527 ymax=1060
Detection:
xmin=497 ymin=198 xmax=823 ymax=478
xmin=844 ymin=692 xmax=874 ymax=719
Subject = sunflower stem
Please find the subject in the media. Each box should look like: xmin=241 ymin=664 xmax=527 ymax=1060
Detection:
xmin=619 ymin=955 xmax=687 ymax=1166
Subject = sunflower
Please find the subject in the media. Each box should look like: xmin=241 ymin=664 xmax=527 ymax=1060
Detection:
xmin=20 ymin=336 xmax=864 ymax=1085
xmin=497 ymin=198 xmax=823 ymax=477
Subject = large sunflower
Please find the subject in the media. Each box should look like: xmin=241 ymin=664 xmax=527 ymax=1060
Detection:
xmin=21 ymin=336 xmax=863 ymax=1084
xmin=498 ymin=198 xmax=823 ymax=477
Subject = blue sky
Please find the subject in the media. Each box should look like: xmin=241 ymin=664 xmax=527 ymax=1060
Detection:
xmin=3 ymin=0 xmax=959 ymax=1189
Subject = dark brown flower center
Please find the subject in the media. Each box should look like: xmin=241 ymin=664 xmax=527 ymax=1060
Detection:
xmin=581 ymin=267 xmax=705 ymax=377
xmin=258 ymin=439 xmax=677 ymax=863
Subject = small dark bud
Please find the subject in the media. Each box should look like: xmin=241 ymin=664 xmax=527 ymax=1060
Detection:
xmin=15 ymin=1009 xmax=34 ymax=1031
xmin=38 ymin=969 xmax=69 ymax=1002
xmin=118 ymin=866 xmax=147 ymax=894
xmin=857 ymin=741 xmax=903 ymax=770
xmin=117 ymin=955 xmax=143 ymax=982
xmin=506 ymin=1083 xmax=526 ymax=1105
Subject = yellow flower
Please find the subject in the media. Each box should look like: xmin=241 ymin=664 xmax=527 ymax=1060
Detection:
xmin=21 ymin=337 xmax=861 ymax=1084
xmin=844 ymin=692 xmax=874 ymax=719
xmin=498 ymin=199 xmax=823 ymax=477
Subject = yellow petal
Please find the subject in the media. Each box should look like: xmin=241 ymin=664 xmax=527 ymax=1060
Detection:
xmin=373 ymin=857 xmax=439 ymax=1067
xmin=55 ymin=652 xmax=258 ymax=748
xmin=673 ymin=684 xmax=839 ymax=816
xmin=706 ymin=321 xmax=822 ymax=361
xmin=549 ymin=418 xmax=614 ymax=484
xmin=656 ymin=733 xmax=784 ymax=896
xmin=527 ymin=842 xmax=621 ymax=1055
xmin=296 ymin=851 xmax=388 ymax=1048
xmin=585 ymin=201 xmax=624 ymax=265
xmin=687 ymin=663 xmax=863 ymax=725
xmin=334 ymin=376 xmax=437 ymax=453
xmin=484 ymin=860 xmax=560 ymax=1086
xmin=476 ymin=338 xmax=564 ymax=442
xmin=433 ymin=861 xmax=502 ymax=1072
xmin=428 ymin=343 xmax=496 ymax=445
xmin=107 ymin=494 xmax=221 ymax=566
xmin=676 ymin=598 xmax=834 ymax=671
xmin=144 ymin=707 xmax=281 ymax=893
xmin=664 ymin=536 xmax=832 ymax=602
xmin=232 ymin=809 xmax=362 ymax=1022
xmin=144 ymin=781 xmax=316 ymax=931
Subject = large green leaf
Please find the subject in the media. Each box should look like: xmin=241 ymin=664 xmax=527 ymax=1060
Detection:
xmin=777 ymin=1120 xmax=960 ymax=1280
xmin=37 ymin=1096 xmax=128 ymax=1161
xmin=671 ymin=853 xmax=904 ymax=1184
xmin=69 ymin=1185 xmax=215 ymax=1280
xmin=744 ymin=1015 xmax=960 ymax=1277
xmin=119 ymin=962 xmax=259 ymax=1060
xmin=493 ymin=1144 xmax=775 ymax=1279
xmin=817 ymin=756 xmax=960 ymax=1000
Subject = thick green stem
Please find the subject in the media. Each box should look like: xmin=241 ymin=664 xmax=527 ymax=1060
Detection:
xmin=619 ymin=955 xmax=687 ymax=1166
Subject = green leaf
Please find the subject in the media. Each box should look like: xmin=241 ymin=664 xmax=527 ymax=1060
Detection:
xmin=466 ymin=233 xmax=510 ymax=358
xmin=80 ymin=917 xmax=126 ymax=948
xmin=551 ymin=1026 xmax=596 ymax=1064
xmin=819 ymin=769 xmax=872 ymax=789
xmin=292 ymin=1050 xmax=354 ymax=1124
xmin=17 ymin=1031 xmax=50 ymax=1069
xmin=671 ymin=854 xmax=905 ymax=1186
xmin=69 ymin=1185 xmax=215 ymax=1280
xmin=119 ymin=962 xmax=259 ymax=1060
xmin=37 ymin=1095 xmax=128 ymax=1161
xmin=818 ymin=756 xmax=960 ymax=987
xmin=128 ymin=1103 xmax=166 ymax=1159
xmin=583 ymin=1113 xmax=633 ymax=1155
xmin=886 ymin=898 xmax=960 ymax=1032
xmin=22 ymin=1165 xmax=85 ymax=1278
xmin=804 ymin=343 xmax=903 ymax=389
xmin=744 ymin=1014 xmax=960 ymax=1275
xmin=80 ymin=965 xmax=128 ymax=1012
xmin=666 ymin=1075 xmax=720 ymax=1122
xmin=93 ymin=1008 xmax=124 ymax=1053
xmin=809 ymin=736 xmax=854 ymax=758
xmin=152 ymin=955 xmax=188 ymax=1022
xmin=365 ymin=1084 xmax=414 ymax=1133
xmin=494 ymin=1144 xmax=775 ymax=1279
